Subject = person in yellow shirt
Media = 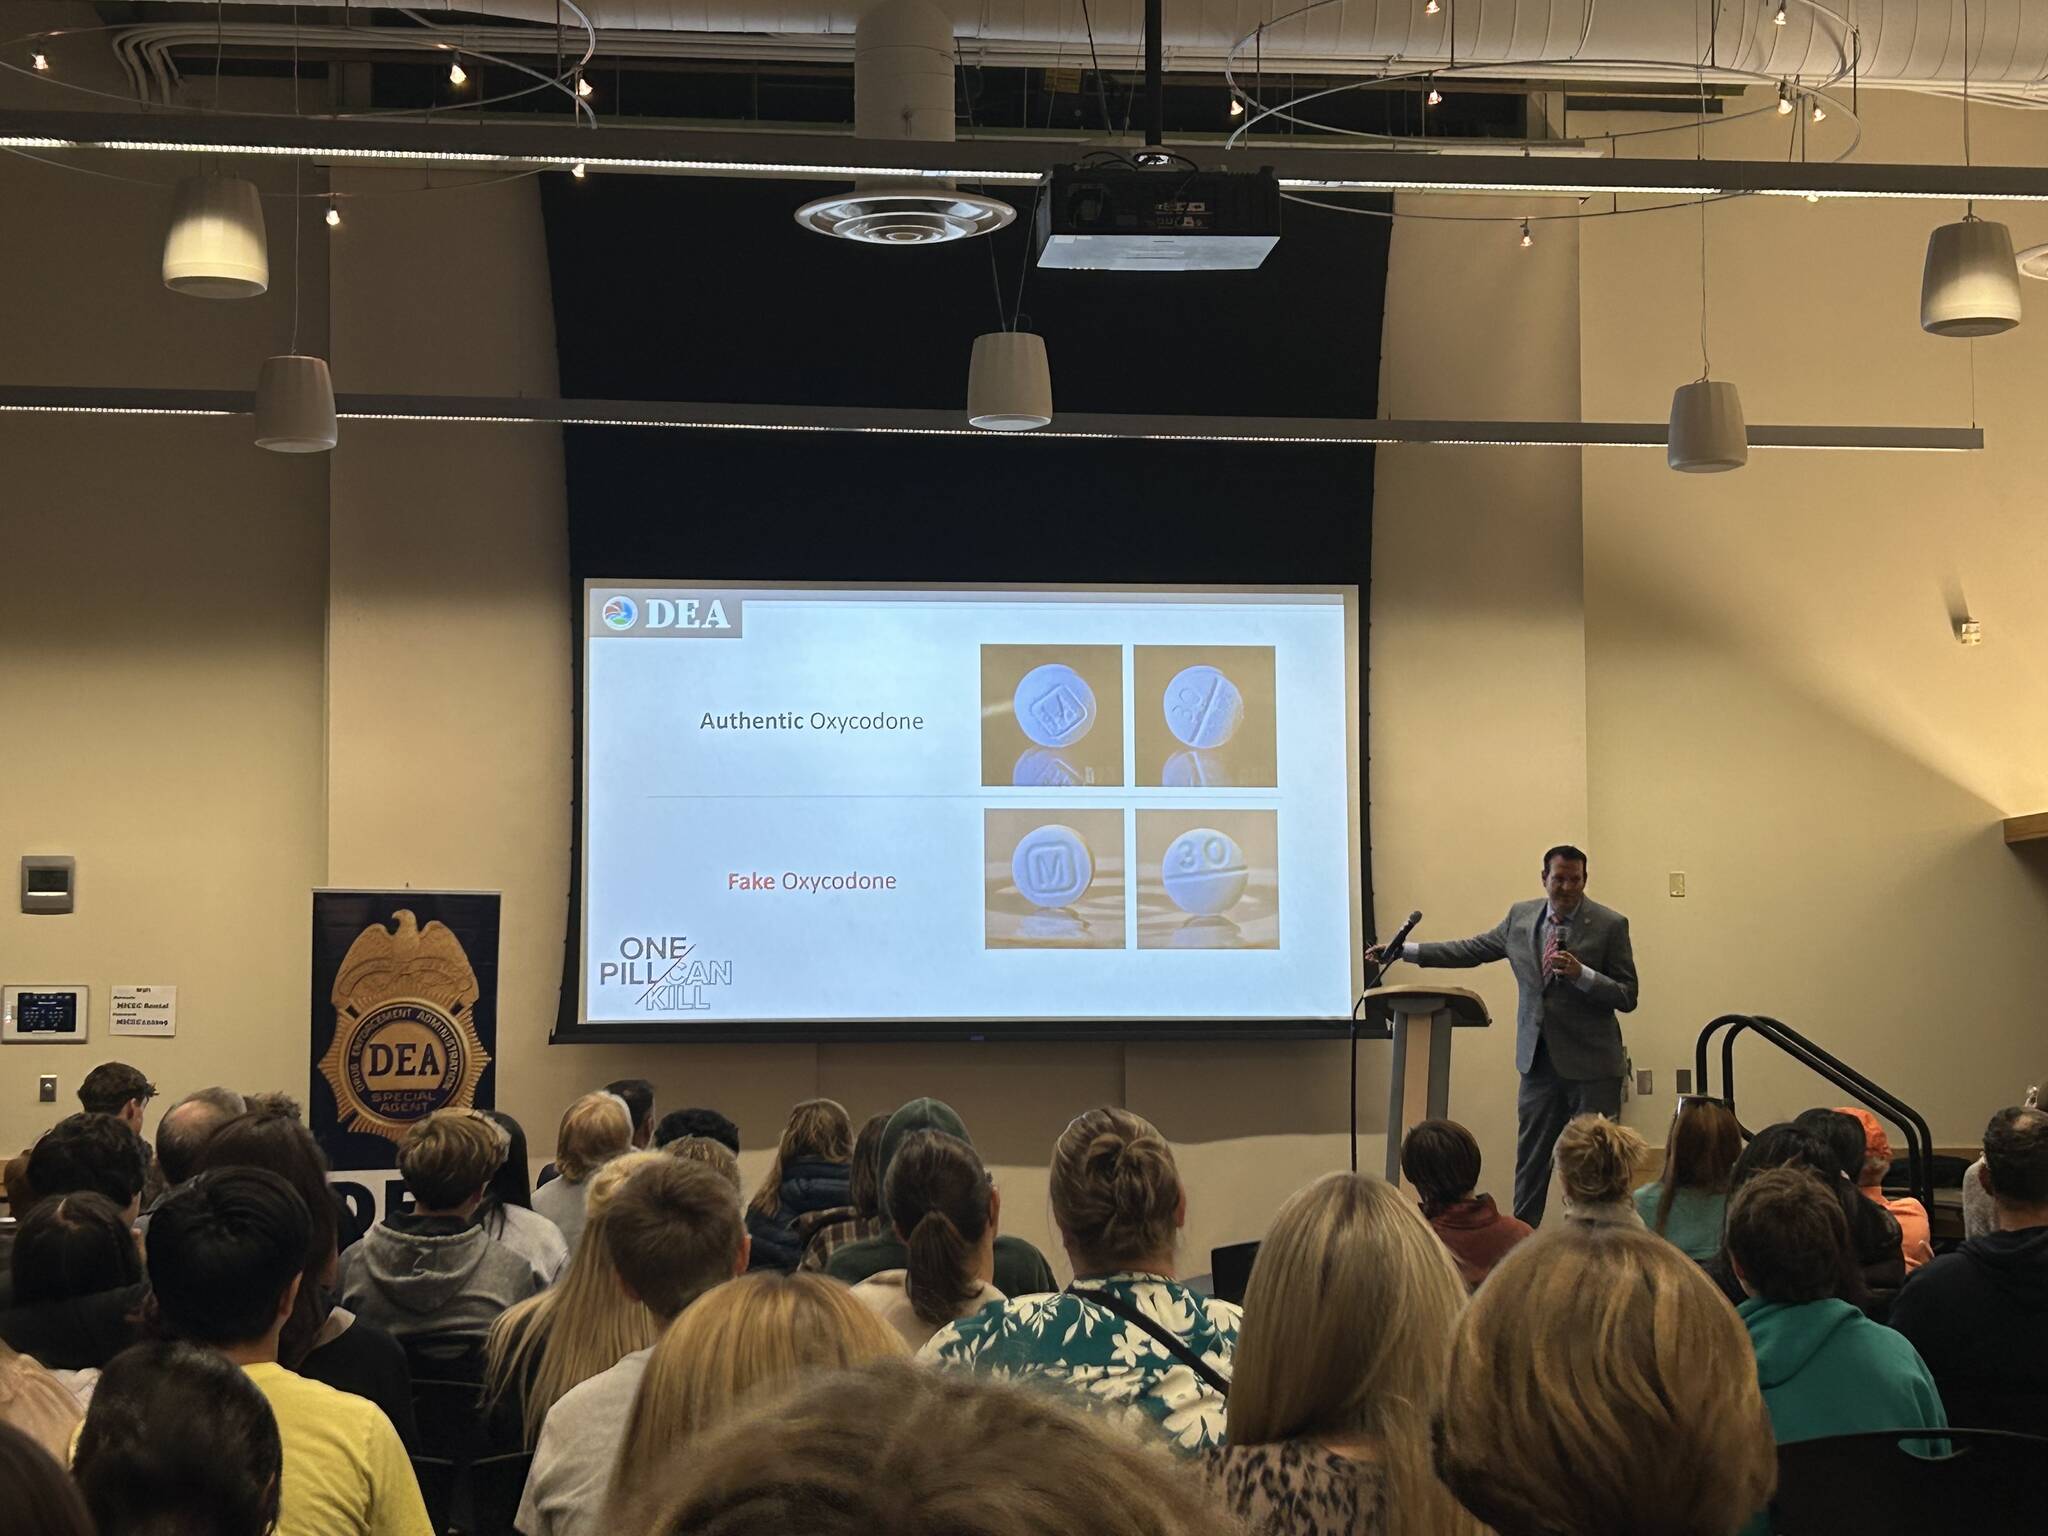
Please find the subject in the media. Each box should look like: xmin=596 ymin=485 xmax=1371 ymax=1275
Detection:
xmin=146 ymin=1166 xmax=432 ymax=1536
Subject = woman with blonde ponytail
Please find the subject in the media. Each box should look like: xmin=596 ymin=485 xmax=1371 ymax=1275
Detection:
xmin=1209 ymin=1173 xmax=1483 ymax=1536
xmin=1554 ymin=1114 xmax=1649 ymax=1229
xmin=849 ymin=1131 xmax=1005 ymax=1349
xmin=923 ymin=1107 xmax=1240 ymax=1456
xmin=485 ymin=1150 xmax=670 ymax=1444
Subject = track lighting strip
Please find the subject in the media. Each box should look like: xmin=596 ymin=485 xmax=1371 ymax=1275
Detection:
xmin=6 ymin=108 xmax=2048 ymax=201
xmin=0 ymin=386 xmax=1984 ymax=452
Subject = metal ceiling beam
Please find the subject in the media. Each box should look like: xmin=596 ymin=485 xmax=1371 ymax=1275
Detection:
xmin=0 ymin=386 xmax=1985 ymax=452
xmin=6 ymin=106 xmax=2048 ymax=200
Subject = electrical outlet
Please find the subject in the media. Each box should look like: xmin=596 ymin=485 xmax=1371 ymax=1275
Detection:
xmin=1636 ymin=1068 xmax=1654 ymax=1096
xmin=1676 ymin=1068 xmax=1694 ymax=1095
xmin=1668 ymin=872 xmax=1687 ymax=898
xmin=38 ymin=1075 xmax=56 ymax=1103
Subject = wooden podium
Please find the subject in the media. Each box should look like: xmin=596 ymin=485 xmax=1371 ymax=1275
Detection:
xmin=1360 ymin=985 xmax=1491 ymax=1189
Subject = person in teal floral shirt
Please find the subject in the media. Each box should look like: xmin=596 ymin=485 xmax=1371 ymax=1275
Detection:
xmin=921 ymin=1107 xmax=1239 ymax=1455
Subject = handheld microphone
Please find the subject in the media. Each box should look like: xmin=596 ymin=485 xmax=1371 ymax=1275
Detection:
xmin=1367 ymin=910 xmax=1423 ymax=985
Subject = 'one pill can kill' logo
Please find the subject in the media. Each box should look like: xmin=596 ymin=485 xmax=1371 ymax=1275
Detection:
xmin=318 ymin=910 xmax=491 ymax=1148
xmin=602 ymin=596 xmax=638 ymax=629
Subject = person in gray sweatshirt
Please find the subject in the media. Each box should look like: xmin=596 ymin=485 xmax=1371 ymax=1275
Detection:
xmin=339 ymin=1109 xmax=549 ymax=1339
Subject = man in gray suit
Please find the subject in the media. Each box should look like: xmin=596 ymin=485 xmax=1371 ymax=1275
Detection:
xmin=1369 ymin=845 xmax=1638 ymax=1226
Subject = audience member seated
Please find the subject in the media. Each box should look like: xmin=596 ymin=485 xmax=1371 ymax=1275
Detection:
xmin=1837 ymin=1106 xmax=1934 ymax=1272
xmin=517 ymin=1157 xmax=749 ymax=1536
xmin=74 ymin=1340 xmax=282 ymax=1536
xmin=924 ymin=1106 xmax=1239 ymax=1456
xmin=151 ymin=1086 xmax=247 ymax=1193
xmin=1554 ymin=1114 xmax=1647 ymax=1229
xmin=1206 ymin=1172 xmax=1480 ymax=1536
xmin=1398 ymin=1119 xmax=1531 ymax=1288
xmin=744 ymin=1098 xmax=855 ymax=1272
xmin=25 ymin=1113 xmax=149 ymax=1225
xmin=1792 ymin=1107 xmax=1907 ymax=1304
xmin=0 ymin=1340 xmax=80 ymax=1463
xmin=0 ymin=1192 xmax=147 ymax=1373
xmin=340 ymin=1108 xmax=548 ymax=1339
xmin=1436 ymin=1223 xmax=1777 ymax=1536
xmin=1706 ymin=1123 xmax=1891 ymax=1316
xmin=1890 ymin=1105 xmax=2048 ymax=1435
xmin=0 ymin=1419 xmax=93 ymax=1536
xmin=1635 ymin=1095 xmax=1741 ymax=1263
xmin=665 ymin=1135 xmax=742 ymax=1190
xmin=799 ymin=1112 xmax=890 ymax=1273
xmin=1726 ymin=1167 xmax=1945 ymax=1459
xmin=481 ymin=1109 xmax=571 ymax=1284
xmin=824 ymin=1099 xmax=1059 ymax=1296
xmin=614 ymin=1361 xmax=1240 ymax=1536
xmin=78 ymin=1063 xmax=163 ymax=1209
xmin=197 ymin=1109 xmax=416 ymax=1445
xmin=607 ymin=1271 xmax=904 ymax=1527
xmin=486 ymin=1150 xmax=668 ymax=1441
xmin=653 ymin=1107 xmax=740 ymax=1155
xmin=610 ymin=1079 xmax=659 ymax=1151
xmin=534 ymin=1092 xmax=635 ymax=1256
xmin=148 ymin=1167 xmax=432 ymax=1536
xmin=1962 ymin=1086 xmax=2036 ymax=1240
xmin=851 ymin=1130 xmax=1006 ymax=1349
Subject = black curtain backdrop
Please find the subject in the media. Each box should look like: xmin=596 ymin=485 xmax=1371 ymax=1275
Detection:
xmin=541 ymin=173 xmax=1389 ymax=1040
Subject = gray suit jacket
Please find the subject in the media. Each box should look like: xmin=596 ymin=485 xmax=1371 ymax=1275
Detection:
xmin=1413 ymin=896 xmax=1638 ymax=1081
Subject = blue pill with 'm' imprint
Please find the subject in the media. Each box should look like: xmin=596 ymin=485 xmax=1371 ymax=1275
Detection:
xmin=1014 ymin=663 xmax=1098 ymax=748
xmin=1012 ymin=824 xmax=1094 ymax=908
xmin=1161 ymin=827 xmax=1248 ymax=915
xmin=1163 ymin=665 xmax=1244 ymax=750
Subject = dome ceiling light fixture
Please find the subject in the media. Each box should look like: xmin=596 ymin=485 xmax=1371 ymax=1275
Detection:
xmin=794 ymin=0 xmax=1013 ymax=246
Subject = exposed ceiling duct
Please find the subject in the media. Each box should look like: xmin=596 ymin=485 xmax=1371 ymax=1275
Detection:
xmin=162 ymin=0 xmax=2048 ymax=97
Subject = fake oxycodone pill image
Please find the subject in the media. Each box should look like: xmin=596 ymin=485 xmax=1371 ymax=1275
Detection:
xmin=1133 ymin=646 xmax=1277 ymax=787
xmin=1136 ymin=810 xmax=1279 ymax=950
xmin=984 ymin=808 xmax=1127 ymax=950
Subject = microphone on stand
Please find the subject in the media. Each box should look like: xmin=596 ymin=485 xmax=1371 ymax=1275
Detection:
xmin=1366 ymin=909 xmax=1424 ymax=989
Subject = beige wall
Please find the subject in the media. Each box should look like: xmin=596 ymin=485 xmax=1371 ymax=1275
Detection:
xmin=5 ymin=80 xmax=2044 ymax=1260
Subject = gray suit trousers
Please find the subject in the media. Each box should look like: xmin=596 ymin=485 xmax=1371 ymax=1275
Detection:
xmin=1515 ymin=1037 xmax=1623 ymax=1227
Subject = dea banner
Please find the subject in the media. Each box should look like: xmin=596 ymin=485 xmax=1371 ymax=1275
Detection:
xmin=311 ymin=891 xmax=499 ymax=1230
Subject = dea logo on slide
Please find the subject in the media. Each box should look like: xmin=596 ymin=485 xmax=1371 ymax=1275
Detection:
xmin=602 ymin=596 xmax=638 ymax=629
xmin=319 ymin=910 xmax=491 ymax=1147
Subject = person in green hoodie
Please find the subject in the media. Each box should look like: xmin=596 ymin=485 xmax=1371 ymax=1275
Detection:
xmin=823 ymin=1098 xmax=1058 ymax=1296
xmin=1729 ymin=1165 xmax=1945 ymax=1439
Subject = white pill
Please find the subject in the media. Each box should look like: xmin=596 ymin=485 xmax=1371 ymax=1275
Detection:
xmin=1013 ymin=748 xmax=1083 ymax=788
xmin=1014 ymin=663 xmax=1098 ymax=748
xmin=1012 ymin=824 xmax=1094 ymax=908
xmin=1161 ymin=827 xmax=1249 ymax=915
xmin=1163 ymin=665 xmax=1244 ymax=750
xmin=1161 ymin=749 xmax=1231 ymax=788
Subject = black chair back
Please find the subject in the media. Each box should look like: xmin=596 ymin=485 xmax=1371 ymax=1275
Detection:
xmin=469 ymin=1451 xmax=535 ymax=1536
xmin=410 ymin=1454 xmax=458 ymax=1535
xmin=1208 ymin=1241 xmax=1260 ymax=1305
xmin=1772 ymin=1428 xmax=2048 ymax=1534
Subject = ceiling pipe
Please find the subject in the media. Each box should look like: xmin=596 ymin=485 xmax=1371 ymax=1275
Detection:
xmin=149 ymin=0 xmax=2048 ymax=91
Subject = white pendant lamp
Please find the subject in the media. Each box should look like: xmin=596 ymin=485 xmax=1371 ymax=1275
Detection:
xmin=1920 ymin=216 xmax=2022 ymax=336
xmin=163 ymin=174 xmax=269 ymax=298
xmin=1668 ymin=378 xmax=1747 ymax=473
xmin=967 ymin=331 xmax=1053 ymax=431
xmin=254 ymin=355 xmax=337 ymax=453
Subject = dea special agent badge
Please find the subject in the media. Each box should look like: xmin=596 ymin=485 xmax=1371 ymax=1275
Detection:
xmin=318 ymin=909 xmax=491 ymax=1147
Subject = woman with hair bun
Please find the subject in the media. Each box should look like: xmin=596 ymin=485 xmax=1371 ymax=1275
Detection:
xmin=850 ymin=1131 xmax=1006 ymax=1349
xmin=922 ymin=1107 xmax=1239 ymax=1456
xmin=1554 ymin=1114 xmax=1649 ymax=1229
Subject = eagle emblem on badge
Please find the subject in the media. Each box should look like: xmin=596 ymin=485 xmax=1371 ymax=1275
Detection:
xmin=317 ymin=909 xmax=491 ymax=1147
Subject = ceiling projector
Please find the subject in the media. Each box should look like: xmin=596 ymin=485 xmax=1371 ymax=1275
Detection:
xmin=1034 ymin=165 xmax=1282 ymax=273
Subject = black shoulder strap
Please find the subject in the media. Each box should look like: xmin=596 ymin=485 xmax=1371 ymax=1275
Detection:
xmin=1065 ymin=1283 xmax=1231 ymax=1396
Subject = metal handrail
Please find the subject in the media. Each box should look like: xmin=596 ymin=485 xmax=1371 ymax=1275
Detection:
xmin=1694 ymin=1013 xmax=1935 ymax=1214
